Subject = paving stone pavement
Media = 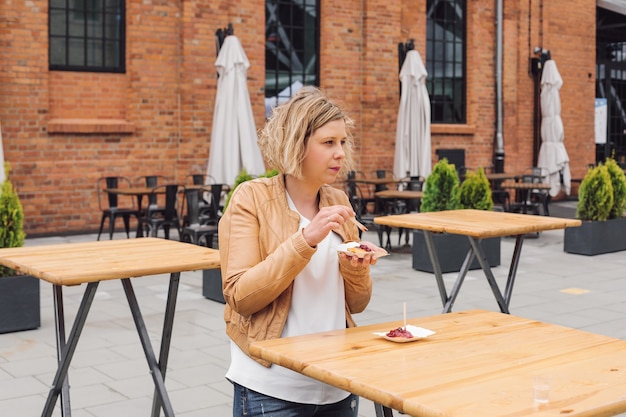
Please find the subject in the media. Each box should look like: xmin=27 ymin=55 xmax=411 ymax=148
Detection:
xmin=1 ymin=201 xmax=625 ymax=416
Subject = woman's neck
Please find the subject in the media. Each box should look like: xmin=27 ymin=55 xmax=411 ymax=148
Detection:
xmin=285 ymin=175 xmax=320 ymax=219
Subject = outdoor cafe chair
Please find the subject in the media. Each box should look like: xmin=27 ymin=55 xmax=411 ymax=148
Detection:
xmin=180 ymin=187 xmax=218 ymax=248
xmin=510 ymin=167 xmax=550 ymax=216
xmin=138 ymin=184 xmax=182 ymax=239
xmin=135 ymin=174 xmax=168 ymax=217
xmin=185 ymin=173 xmax=216 ymax=186
xmin=97 ymin=176 xmax=141 ymax=241
xmin=345 ymin=182 xmax=389 ymax=249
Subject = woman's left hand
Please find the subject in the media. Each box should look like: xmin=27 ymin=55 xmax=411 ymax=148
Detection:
xmin=339 ymin=240 xmax=383 ymax=267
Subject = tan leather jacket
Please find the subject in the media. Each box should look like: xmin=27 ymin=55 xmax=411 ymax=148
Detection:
xmin=218 ymin=174 xmax=373 ymax=366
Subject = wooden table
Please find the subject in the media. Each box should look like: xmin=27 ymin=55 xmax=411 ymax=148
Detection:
xmin=374 ymin=190 xmax=423 ymax=200
xmin=105 ymin=186 xmax=172 ymax=237
xmin=250 ymin=309 xmax=626 ymax=417
xmin=501 ymin=181 xmax=552 ymax=214
xmin=0 ymin=238 xmax=220 ymax=417
xmin=346 ymin=178 xmax=402 ymax=186
xmin=485 ymin=172 xmax=524 ymax=182
xmin=374 ymin=210 xmax=581 ymax=313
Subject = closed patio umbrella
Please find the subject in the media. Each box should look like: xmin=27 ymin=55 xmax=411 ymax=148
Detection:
xmin=393 ymin=49 xmax=431 ymax=180
xmin=207 ymin=35 xmax=265 ymax=185
xmin=0 ymin=122 xmax=5 ymax=183
xmin=537 ymin=59 xmax=571 ymax=197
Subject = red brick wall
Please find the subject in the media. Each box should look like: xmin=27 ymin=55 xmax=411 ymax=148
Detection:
xmin=0 ymin=0 xmax=597 ymax=236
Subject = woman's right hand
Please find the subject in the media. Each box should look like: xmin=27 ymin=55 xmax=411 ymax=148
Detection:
xmin=302 ymin=205 xmax=356 ymax=247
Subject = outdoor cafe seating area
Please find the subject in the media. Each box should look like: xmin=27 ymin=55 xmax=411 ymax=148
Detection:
xmin=343 ymin=164 xmax=555 ymax=252
xmin=96 ymin=173 xmax=230 ymax=247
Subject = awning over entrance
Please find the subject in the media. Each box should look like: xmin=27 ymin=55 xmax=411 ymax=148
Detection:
xmin=598 ymin=0 xmax=626 ymax=16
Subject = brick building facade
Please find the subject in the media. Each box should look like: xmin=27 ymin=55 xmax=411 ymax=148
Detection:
xmin=0 ymin=0 xmax=598 ymax=236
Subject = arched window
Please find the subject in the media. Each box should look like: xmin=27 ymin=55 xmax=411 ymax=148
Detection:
xmin=264 ymin=0 xmax=320 ymax=117
xmin=426 ymin=0 xmax=466 ymax=123
xmin=49 ymin=0 xmax=125 ymax=73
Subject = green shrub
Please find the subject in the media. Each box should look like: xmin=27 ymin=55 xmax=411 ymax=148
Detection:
xmin=604 ymin=157 xmax=626 ymax=219
xmin=0 ymin=163 xmax=26 ymax=277
xmin=576 ymin=164 xmax=613 ymax=221
xmin=420 ymin=159 xmax=460 ymax=212
xmin=223 ymin=168 xmax=279 ymax=211
xmin=458 ymin=167 xmax=494 ymax=211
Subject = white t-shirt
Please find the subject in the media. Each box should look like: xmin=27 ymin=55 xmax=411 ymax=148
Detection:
xmin=225 ymin=192 xmax=349 ymax=404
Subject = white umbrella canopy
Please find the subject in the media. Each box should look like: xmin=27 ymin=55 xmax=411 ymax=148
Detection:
xmin=0 ymin=123 xmax=5 ymax=183
xmin=207 ymin=35 xmax=265 ymax=185
xmin=393 ymin=49 xmax=432 ymax=180
xmin=537 ymin=59 xmax=571 ymax=197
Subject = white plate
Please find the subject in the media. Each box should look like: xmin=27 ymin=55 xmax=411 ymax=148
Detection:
xmin=373 ymin=325 xmax=435 ymax=343
xmin=336 ymin=242 xmax=389 ymax=259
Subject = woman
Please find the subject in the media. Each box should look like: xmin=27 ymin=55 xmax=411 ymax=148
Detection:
xmin=218 ymin=86 xmax=381 ymax=417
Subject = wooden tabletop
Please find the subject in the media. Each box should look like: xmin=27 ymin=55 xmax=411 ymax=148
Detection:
xmin=374 ymin=209 xmax=581 ymax=238
xmin=375 ymin=190 xmax=423 ymax=199
xmin=104 ymin=187 xmax=168 ymax=196
xmin=346 ymin=178 xmax=401 ymax=185
xmin=485 ymin=172 xmax=524 ymax=181
xmin=501 ymin=181 xmax=552 ymax=190
xmin=250 ymin=310 xmax=626 ymax=417
xmin=0 ymin=238 xmax=220 ymax=286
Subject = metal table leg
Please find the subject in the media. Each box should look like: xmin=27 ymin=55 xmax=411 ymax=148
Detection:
xmin=43 ymin=282 xmax=100 ymax=417
xmin=374 ymin=402 xmax=395 ymax=416
xmin=424 ymin=231 xmax=527 ymax=314
xmin=468 ymin=238 xmax=509 ymax=313
xmin=151 ymin=272 xmax=181 ymax=417
xmin=503 ymin=235 xmax=525 ymax=304
xmin=442 ymin=247 xmax=475 ymax=313
xmin=52 ymin=285 xmax=71 ymax=416
xmin=121 ymin=278 xmax=176 ymax=417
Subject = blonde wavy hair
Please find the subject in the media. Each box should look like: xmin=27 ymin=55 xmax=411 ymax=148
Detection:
xmin=258 ymin=86 xmax=355 ymax=179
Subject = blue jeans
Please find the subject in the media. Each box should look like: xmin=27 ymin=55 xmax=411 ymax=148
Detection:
xmin=232 ymin=382 xmax=359 ymax=417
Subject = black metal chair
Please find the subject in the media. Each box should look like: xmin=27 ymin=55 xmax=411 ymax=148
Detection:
xmin=397 ymin=176 xmax=424 ymax=245
xmin=180 ymin=188 xmax=218 ymax=247
xmin=346 ymin=182 xmax=389 ymax=250
xmin=97 ymin=176 xmax=141 ymax=241
xmin=135 ymin=175 xmax=168 ymax=217
xmin=139 ymin=184 xmax=182 ymax=239
xmin=185 ymin=173 xmax=215 ymax=186
xmin=513 ymin=167 xmax=550 ymax=215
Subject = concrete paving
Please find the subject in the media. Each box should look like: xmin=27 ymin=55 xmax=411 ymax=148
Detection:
xmin=1 ymin=200 xmax=625 ymax=416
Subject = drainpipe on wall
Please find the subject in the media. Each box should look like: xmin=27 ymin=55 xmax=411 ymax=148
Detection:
xmin=494 ymin=0 xmax=505 ymax=173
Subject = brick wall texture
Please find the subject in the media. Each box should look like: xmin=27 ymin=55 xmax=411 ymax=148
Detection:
xmin=0 ymin=0 xmax=597 ymax=236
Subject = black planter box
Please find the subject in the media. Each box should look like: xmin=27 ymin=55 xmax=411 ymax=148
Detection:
xmin=0 ymin=275 xmax=40 ymax=333
xmin=412 ymin=231 xmax=501 ymax=273
xmin=564 ymin=217 xmax=626 ymax=256
xmin=202 ymin=269 xmax=225 ymax=304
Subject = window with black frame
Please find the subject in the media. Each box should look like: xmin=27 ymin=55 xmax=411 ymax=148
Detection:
xmin=264 ymin=0 xmax=319 ymax=118
xmin=49 ymin=0 xmax=125 ymax=73
xmin=426 ymin=0 xmax=466 ymax=124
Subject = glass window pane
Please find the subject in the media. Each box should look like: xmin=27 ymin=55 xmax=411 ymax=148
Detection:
xmin=49 ymin=0 xmax=125 ymax=72
xmin=104 ymin=13 xmax=120 ymax=39
xmin=68 ymin=14 xmax=85 ymax=37
xmin=68 ymin=38 xmax=85 ymax=66
xmin=265 ymin=0 xmax=319 ymax=115
xmin=50 ymin=37 xmax=67 ymax=65
xmin=426 ymin=0 xmax=465 ymax=124
xmin=50 ymin=10 xmax=67 ymax=36
xmin=104 ymin=40 xmax=119 ymax=67
xmin=86 ymin=39 xmax=103 ymax=66
xmin=87 ymin=15 xmax=104 ymax=38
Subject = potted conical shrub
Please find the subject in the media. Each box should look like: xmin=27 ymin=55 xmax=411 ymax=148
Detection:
xmin=564 ymin=159 xmax=626 ymax=255
xmin=0 ymin=163 xmax=40 ymax=333
xmin=413 ymin=163 xmax=501 ymax=272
